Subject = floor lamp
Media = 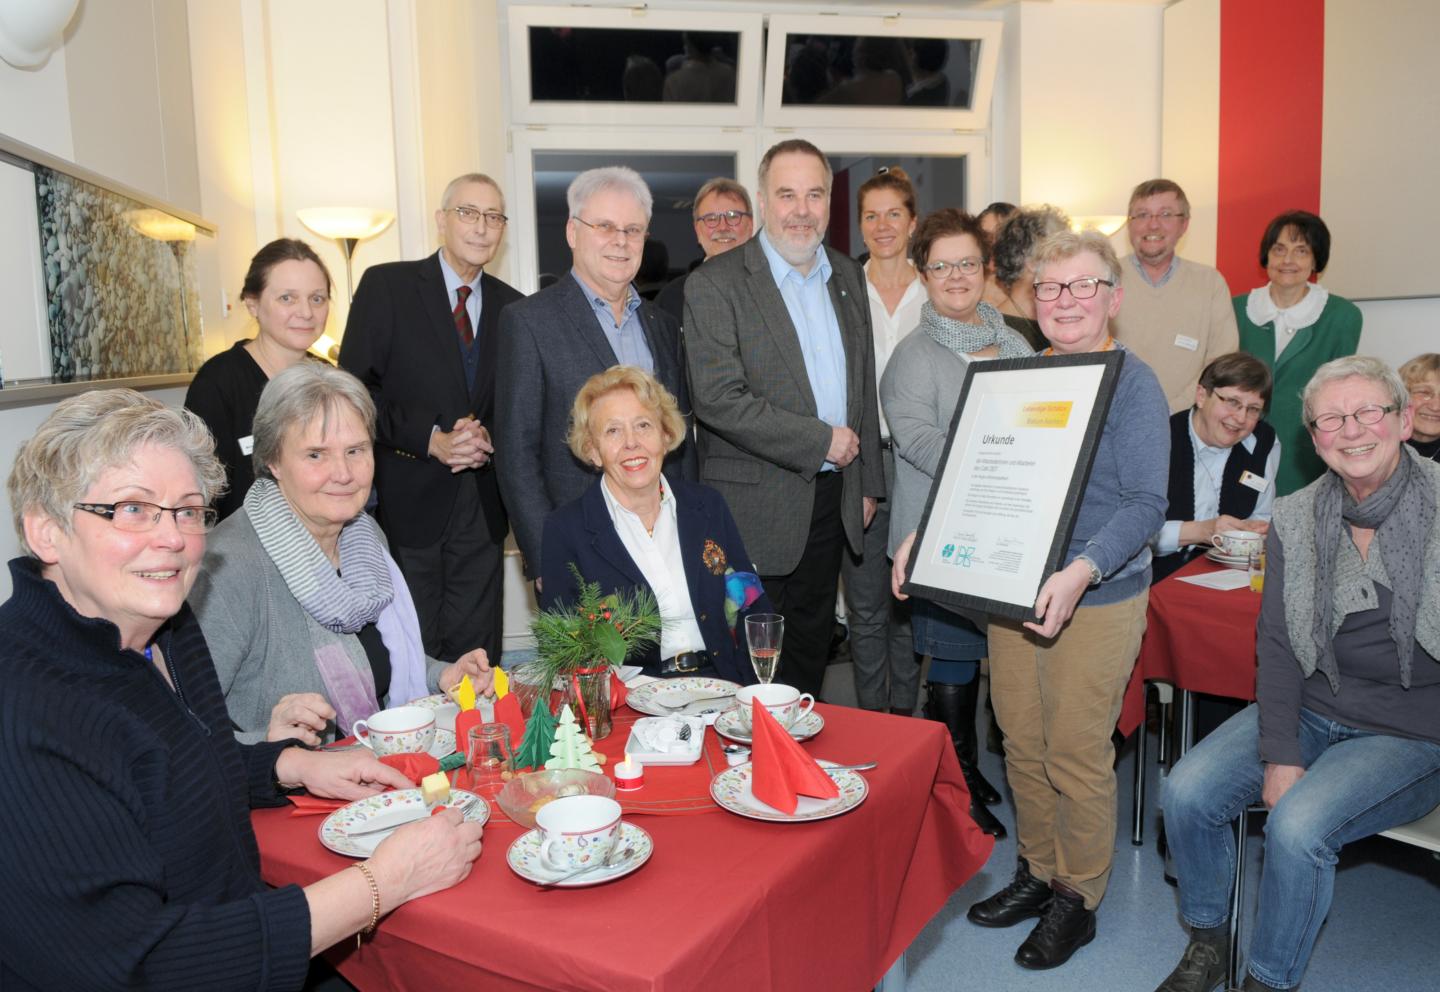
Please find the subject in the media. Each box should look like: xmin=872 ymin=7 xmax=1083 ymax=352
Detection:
xmin=296 ymin=207 xmax=396 ymax=302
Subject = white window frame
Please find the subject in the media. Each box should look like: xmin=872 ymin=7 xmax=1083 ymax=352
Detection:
xmin=508 ymin=127 xmax=758 ymax=293
xmin=762 ymin=14 xmax=1003 ymax=132
xmin=506 ymin=6 xmax=764 ymax=128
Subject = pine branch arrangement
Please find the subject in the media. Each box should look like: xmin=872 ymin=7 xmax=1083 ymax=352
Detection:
xmin=528 ymin=564 xmax=662 ymax=688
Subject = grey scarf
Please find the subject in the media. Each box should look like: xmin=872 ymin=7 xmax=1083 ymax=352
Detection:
xmin=1307 ymin=448 xmax=1435 ymax=689
xmin=920 ymin=300 xmax=1033 ymax=360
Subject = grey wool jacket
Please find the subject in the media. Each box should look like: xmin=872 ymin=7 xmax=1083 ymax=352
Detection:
xmin=189 ymin=508 xmax=447 ymax=744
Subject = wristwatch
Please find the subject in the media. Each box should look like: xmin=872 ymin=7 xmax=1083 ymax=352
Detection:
xmin=1077 ymin=556 xmax=1102 ymax=586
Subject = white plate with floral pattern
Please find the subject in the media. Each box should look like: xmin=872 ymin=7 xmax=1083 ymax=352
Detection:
xmin=408 ymin=693 xmax=460 ymax=733
xmin=506 ymin=820 xmax=654 ymax=887
xmin=710 ymin=760 xmax=867 ymax=823
xmin=320 ymin=787 xmax=490 ymax=857
xmin=625 ymin=676 xmax=742 ymax=717
xmin=713 ymin=707 xmax=824 ymax=745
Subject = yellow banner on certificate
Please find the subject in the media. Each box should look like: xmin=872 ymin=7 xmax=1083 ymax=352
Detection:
xmin=1017 ymin=401 xmax=1073 ymax=428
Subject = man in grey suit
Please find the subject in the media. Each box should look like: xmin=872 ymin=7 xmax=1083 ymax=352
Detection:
xmin=684 ymin=139 xmax=883 ymax=697
xmin=496 ymin=166 xmax=695 ymax=583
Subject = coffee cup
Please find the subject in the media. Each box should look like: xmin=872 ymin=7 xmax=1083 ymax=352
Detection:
xmin=734 ymin=683 xmax=815 ymax=732
xmin=1210 ymin=529 xmax=1263 ymax=558
xmin=352 ymin=705 xmax=436 ymax=757
xmin=536 ymin=795 xmax=622 ymax=872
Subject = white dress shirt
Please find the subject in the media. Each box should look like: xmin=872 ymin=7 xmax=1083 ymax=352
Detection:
xmin=863 ymin=259 xmax=925 ymax=440
xmin=1155 ymin=412 xmax=1282 ymax=555
xmin=600 ymin=474 xmax=707 ymax=659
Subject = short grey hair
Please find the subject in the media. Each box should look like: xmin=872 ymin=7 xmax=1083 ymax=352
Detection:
xmin=992 ymin=205 xmax=1071 ymax=288
xmin=567 ymin=167 xmax=653 ymax=221
xmin=252 ymin=362 xmax=377 ymax=479
xmin=1031 ymin=229 xmax=1123 ymax=284
xmin=8 ymin=389 xmax=225 ymax=556
xmin=441 ymin=173 xmax=502 ymax=210
xmin=1301 ymin=356 xmax=1410 ymax=426
xmin=757 ymin=138 xmax=832 ymax=194
xmin=693 ymin=177 xmax=752 ymax=218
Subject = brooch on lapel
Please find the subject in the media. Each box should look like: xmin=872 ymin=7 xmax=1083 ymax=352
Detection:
xmin=702 ymin=539 xmax=727 ymax=575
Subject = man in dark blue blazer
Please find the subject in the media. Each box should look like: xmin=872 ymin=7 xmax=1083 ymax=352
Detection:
xmin=339 ymin=173 xmax=523 ymax=664
xmin=496 ymin=167 xmax=695 ymax=585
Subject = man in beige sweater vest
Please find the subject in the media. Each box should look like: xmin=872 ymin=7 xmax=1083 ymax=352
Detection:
xmin=1112 ymin=179 xmax=1239 ymax=413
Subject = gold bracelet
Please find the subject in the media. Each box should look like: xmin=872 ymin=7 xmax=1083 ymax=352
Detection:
xmin=351 ymin=861 xmax=380 ymax=948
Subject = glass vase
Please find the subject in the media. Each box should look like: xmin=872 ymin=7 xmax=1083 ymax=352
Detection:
xmin=562 ymin=664 xmax=613 ymax=741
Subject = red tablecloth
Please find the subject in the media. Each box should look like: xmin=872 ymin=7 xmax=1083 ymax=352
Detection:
xmin=1118 ymin=556 xmax=1263 ymax=736
xmin=255 ymin=703 xmax=994 ymax=992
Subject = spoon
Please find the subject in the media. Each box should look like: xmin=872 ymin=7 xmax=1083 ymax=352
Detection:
xmin=823 ymin=762 xmax=879 ymax=774
xmin=540 ymin=845 xmax=635 ymax=887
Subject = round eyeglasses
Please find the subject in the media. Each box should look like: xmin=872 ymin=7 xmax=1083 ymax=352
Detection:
xmin=696 ymin=209 xmax=752 ymax=229
xmin=1308 ymin=405 xmax=1397 ymax=433
xmin=73 ymin=501 xmax=218 ymax=534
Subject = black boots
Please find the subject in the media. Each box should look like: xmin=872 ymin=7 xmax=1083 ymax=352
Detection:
xmin=967 ymin=858 xmax=1052 ymax=928
xmin=1153 ymin=925 xmax=1229 ymax=992
xmin=1014 ymin=879 xmax=1096 ymax=970
xmin=925 ymin=680 xmax=1005 ymax=837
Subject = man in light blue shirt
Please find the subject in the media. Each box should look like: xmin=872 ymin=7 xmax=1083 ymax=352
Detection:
xmin=1153 ymin=352 xmax=1280 ymax=582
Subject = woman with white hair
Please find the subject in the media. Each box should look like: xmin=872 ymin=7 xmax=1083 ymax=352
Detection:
xmin=0 ymin=389 xmax=482 ymax=990
xmin=190 ymin=362 xmax=491 ymax=745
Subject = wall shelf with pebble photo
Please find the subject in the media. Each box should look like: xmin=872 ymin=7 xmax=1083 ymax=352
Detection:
xmin=0 ymin=131 xmax=215 ymax=406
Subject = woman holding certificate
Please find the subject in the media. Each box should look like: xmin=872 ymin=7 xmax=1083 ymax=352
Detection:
xmin=896 ymin=229 xmax=1169 ymax=970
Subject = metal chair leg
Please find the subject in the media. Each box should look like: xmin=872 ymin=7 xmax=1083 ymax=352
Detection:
xmin=1132 ymin=686 xmax=1147 ymax=845
xmin=1227 ymin=805 xmax=1249 ymax=989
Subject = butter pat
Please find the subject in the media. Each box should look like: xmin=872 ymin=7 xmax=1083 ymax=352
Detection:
xmin=420 ymin=771 xmax=450 ymax=806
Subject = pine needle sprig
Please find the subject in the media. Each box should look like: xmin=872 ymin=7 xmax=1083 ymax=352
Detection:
xmin=528 ymin=563 xmax=663 ymax=688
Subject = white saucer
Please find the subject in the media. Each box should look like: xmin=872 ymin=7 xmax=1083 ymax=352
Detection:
xmin=506 ymin=821 xmax=653 ymax=887
xmin=714 ymin=707 xmax=824 ymax=745
xmin=710 ymin=760 xmax=867 ymax=822
xmin=1204 ymin=548 xmax=1252 ymax=570
xmin=320 ymin=787 xmax=490 ymax=857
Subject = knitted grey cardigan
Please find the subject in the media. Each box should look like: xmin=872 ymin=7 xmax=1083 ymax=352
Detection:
xmin=189 ymin=508 xmax=447 ymax=744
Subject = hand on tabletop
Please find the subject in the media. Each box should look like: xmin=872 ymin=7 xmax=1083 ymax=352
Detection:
xmin=266 ymin=692 xmax=335 ymax=746
xmin=863 ymin=496 xmax=878 ymax=529
xmin=891 ymin=532 xmax=917 ymax=600
xmin=1022 ymin=560 xmax=1092 ymax=639
xmin=1263 ymin=763 xmax=1305 ymax=809
xmin=370 ymin=807 xmax=485 ymax=906
xmin=273 ymin=746 xmax=414 ymax=799
xmin=827 ymin=426 xmax=861 ymax=468
xmin=440 ymin=648 xmax=494 ymax=697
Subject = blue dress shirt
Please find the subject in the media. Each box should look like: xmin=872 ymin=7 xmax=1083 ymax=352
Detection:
xmin=570 ymin=270 xmax=654 ymax=373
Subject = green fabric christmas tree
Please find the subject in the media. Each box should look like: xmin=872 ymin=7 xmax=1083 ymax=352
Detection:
xmin=513 ymin=701 xmax=558 ymax=771
xmin=545 ymin=704 xmax=601 ymax=772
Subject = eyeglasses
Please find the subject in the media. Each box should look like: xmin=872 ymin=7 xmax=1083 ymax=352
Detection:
xmin=1209 ymin=389 xmax=1266 ymax=421
xmin=1033 ymin=277 xmax=1115 ymax=302
xmin=1268 ymin=243 xmax=1312 ymax=261
xmin=445 ymin=206 xmax=508 ymax=229
xmin=573 ymin=215 xmax=648 ymax=242
xmin=1128 ymin=209 xmax=1188 ymax=224
xmin=923 ymin=257 xmax=982 ymax=278
xmin=696 ymin=209 xmax=752 ymax=229
xmin=1308 ymin=405 xmax=1397 ymax=433
xmin=73 ymin=501 xmax=217 ymax=534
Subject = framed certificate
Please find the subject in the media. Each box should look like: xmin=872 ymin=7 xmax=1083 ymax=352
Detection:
xmin=901 ymin=351 xmax=1124 ymax=621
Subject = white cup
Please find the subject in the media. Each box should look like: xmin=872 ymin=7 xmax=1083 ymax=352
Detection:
xmin=734 ymin=683 xmax=815 ymax=732
xmin=1210 ymin=529 xmax=1263 ymax=558
xmin=536 ymin=795 xmax=622 ymax=872
xmin=351 ymin=705 xmax=436 ymax=757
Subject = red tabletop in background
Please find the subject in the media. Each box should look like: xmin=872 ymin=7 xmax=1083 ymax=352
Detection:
xmin=254 ymin=703 xmax=994 ymax=992
xmin=1118 ymin=556 xmax=1263 ymax=736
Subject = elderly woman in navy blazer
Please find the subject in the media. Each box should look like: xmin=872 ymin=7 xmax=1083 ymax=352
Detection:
xmin=540 ymin=366 xmax=770 ymax=684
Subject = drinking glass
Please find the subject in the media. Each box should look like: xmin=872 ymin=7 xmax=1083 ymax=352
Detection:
xmin=1248 ymin=548 xmax=1266 ymax=594
xmin=466 ymin=723 xmax=515 ymax=793
xmin=745 ymin=614 xmax=784 ymax=684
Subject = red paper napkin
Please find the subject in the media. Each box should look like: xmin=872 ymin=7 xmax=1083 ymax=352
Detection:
xmin=749 ymin=699 xmax=838 ymax=815
xmin=609 ymin=670 xmax=628 ymax=712
xmin=286 ymin=752 xmax=440 ymax=815
xmin=454 ymin=709 xmax=483 ymax=757
xmin=492 ymin=691 xmax=526 ymax=750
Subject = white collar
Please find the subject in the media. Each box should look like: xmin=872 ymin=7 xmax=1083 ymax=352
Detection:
xmin=1246 ymin=283 xmax=1328 ymax=333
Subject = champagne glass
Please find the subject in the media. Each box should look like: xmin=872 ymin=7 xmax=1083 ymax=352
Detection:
xmin=745 ymin=614 xmax=784 ymax=684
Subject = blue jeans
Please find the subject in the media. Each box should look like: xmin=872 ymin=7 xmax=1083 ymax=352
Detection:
xmin=911 ymin=599 xmax=985 ymax=685
xmin=1163 ymin=705 xmax=1440 ymax=989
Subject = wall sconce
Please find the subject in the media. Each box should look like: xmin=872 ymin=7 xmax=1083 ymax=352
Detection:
xmin=0 ymin=0 xmax=80 ymax=68
xmin=125 ymin=208 xmax=198 ymax=355
xmin=1070 ymin=215 xmax=1128 ymax=237
xmin=296 ymin=207 xmax=395 ymax=301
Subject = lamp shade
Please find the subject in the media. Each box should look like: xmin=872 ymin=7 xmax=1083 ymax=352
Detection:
xmin=125 ymin=208 xmax=196 ymax=243
xmin=1070 ymin=215 xmax=1128 ymax=237
xmin=0 ymin=0 xmax=80 ymax=68
xmin=297 ymin=207 xmax=395 ymax=242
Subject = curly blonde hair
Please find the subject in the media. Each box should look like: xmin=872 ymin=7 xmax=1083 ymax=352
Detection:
xmin=567 ymin=366 xmax=686 ymax=466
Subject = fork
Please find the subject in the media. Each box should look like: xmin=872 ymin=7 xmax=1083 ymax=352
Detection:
xmin=656 ymin=692 xmax=734 ymax=712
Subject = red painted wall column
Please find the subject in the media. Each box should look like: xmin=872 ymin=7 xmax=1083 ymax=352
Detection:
xmin=1215 ymin=0 xmax=1325 ymax=295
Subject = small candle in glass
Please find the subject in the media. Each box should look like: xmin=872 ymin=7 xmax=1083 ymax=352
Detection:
xmin=614 ymin=751 xmax=644 ymax=790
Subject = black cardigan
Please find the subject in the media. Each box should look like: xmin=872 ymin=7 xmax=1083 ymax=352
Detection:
xmin=0 ymin=558 xmax=312 ymax=991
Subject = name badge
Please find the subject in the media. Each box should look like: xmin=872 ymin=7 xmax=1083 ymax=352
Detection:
xmin=1238 ymin=470 xmax=1268 ymax=493
xmin=239 ymin=435 xmax=255 ymax=456
xmin=1174 ymin=334 xmax=1199 ymax=352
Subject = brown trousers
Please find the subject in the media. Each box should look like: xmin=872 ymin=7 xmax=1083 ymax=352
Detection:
xmin=987 ymin=591 xmax=1148 ymax=909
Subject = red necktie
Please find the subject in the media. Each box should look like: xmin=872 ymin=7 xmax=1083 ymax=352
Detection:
xmin=454 ymin=285 xmax=474 ymax=347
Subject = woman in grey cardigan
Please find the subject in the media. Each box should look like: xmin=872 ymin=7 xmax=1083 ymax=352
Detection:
xmin=190 ymin=363 xmax=491 ymax=745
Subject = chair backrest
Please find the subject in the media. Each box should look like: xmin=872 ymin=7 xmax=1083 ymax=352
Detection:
xmin=1379 ymin=802 xmax=1440 ymax=854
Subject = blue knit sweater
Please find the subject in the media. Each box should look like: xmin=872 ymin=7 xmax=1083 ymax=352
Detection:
xmin=0 ymin=558 xmax=312 ymax=991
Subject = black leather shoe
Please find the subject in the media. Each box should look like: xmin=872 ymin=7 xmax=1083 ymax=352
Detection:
xmin=1240 ymin=975 xmax=1291 ymax=991
xmin=925 ymin=681 xmax=1003 ymax=805
xmin=961 ymin=764 xmax=1007 ymax=837
xmin=967 ymin=859 xmax=1051 ymax=928
xmin=1014 ymin=881 xmax=1096 ymax=970
xmin=1153 ymin=931 xmax=1229 ymax=992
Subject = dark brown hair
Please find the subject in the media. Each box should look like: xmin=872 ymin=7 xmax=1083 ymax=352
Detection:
xmin=1258 ymin=210 xmax=1331 ymax=273
xmin=910 ymin=208 xmax=989 ymax=269
xmin=856 ymin=166 xmax=916 ymax=222
xmin=241 ymin=238 xmax=332 ymax=301
xmin=1198 ymin=351 xmax=1273 ymax=403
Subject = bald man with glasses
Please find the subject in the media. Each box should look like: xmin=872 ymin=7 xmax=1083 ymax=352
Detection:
xmin=655 ymin=177 xmax=755 ymax=324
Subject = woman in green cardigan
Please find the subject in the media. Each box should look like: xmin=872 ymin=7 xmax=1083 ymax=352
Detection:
xmin=1236 ymin=210 xmax=1362 ymax=495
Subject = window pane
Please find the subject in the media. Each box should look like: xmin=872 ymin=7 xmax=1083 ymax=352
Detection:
xmin=781 ymin=35 xmax=978 ymax=109
xmin=529 ymin=28 xmax=740 ymax=104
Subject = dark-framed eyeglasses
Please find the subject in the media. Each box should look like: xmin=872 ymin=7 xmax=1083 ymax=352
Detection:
xmin=1128 ymin=209 xmax=1187 ymax=224
xmin=1308 ymin=405 xmax=1397 ymax=433
xmin=73 ymin=501 xmax=217 ymax=534
xmin=696 ymin=209 xmax=752 ymax=229
xmin=1208 ymin=389 xmax=1266 ymax=421
xmin=573 ymin=215 xmax=648 ymax=242
xmin=923 ymin=257 xmax=982 ymax=278
xmin=445 ymin=206 xmax=508 ymax=229
xmin=1033 ymin=277 xmax=1115 ymax=302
